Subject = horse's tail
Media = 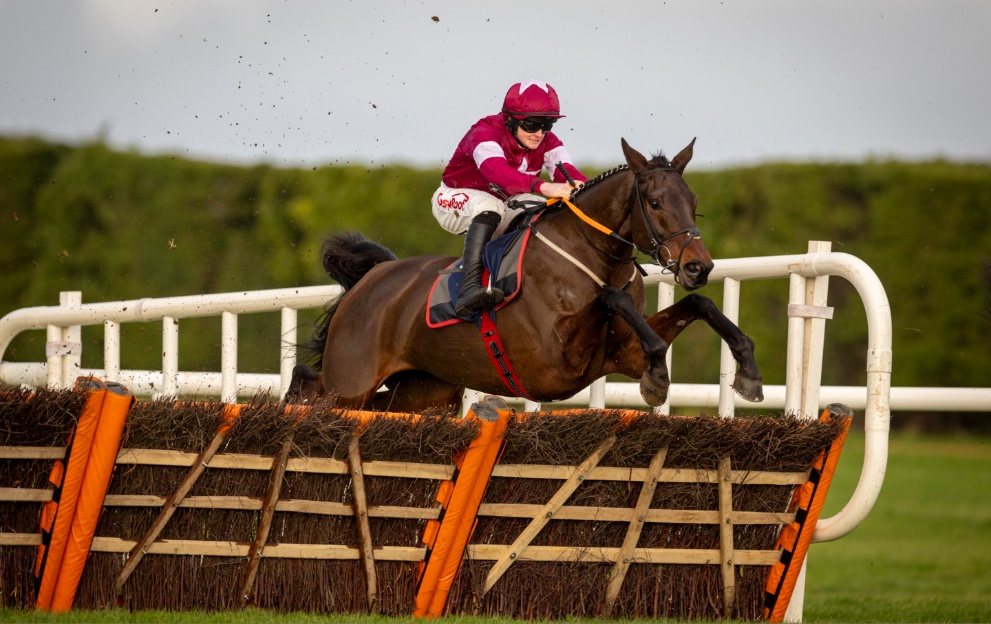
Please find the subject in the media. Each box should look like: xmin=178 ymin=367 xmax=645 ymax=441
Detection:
xmin=299 ymin=232 xmax=398 ymax=370
xmin=321 ymin=231 xmax=398 ymax=289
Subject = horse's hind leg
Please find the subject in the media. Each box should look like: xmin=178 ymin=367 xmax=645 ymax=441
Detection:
xmin=371 ymin=371 xmax=463 ymax=415
xmin=597 ymin=286 xmax=671 ymax=406
xmin=648 ymin=293 xmax=764 ymax=402
xmin=285 ymin=363 xmax=325 ymax=404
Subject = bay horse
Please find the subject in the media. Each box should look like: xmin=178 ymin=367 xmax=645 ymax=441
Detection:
xmin=290 ymin=139 xmax=763 ymax=413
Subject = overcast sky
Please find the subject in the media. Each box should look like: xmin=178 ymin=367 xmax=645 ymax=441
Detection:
xmin=1 ymin=0 xmax=989 ymax=170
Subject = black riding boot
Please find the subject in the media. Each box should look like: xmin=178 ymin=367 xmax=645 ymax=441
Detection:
xmin=455 ymin=211 xmax=505 ymax=317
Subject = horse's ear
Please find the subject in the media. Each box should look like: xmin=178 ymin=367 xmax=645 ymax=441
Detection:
xmin=621 ymin=138 xmax=650 ymax=175
xmin=671 ymin=137 xmax=696 ymax=173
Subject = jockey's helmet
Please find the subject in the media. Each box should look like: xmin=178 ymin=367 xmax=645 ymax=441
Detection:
xmin=501 ymin=80 xmax=565 ymax=119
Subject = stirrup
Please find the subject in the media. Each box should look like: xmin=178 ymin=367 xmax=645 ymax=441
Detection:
xmin=455 ymin=287 xmax=505 ymax=316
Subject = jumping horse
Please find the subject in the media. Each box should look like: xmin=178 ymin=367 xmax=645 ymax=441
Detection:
xmin=290 ymin=139 xmax=764 ymax=413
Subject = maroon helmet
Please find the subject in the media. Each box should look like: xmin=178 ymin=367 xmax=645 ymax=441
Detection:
xmin=501 ymin=80 xmax=565 ymax=119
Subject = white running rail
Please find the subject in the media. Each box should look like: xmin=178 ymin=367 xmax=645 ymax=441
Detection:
xmin=0 ymin=287 xmax=342 ymax=402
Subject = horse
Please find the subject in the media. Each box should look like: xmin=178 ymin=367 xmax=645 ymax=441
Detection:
xmin=289 ymin=138 xmax=763 ymax=413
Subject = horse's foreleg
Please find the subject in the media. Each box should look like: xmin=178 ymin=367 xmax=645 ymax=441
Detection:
xmin=648 ymin=293 xmax=764 ymax=402
xmin=597 ymin=286 xmax=670 ymax=406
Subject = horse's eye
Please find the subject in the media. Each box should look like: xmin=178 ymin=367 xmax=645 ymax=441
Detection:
xmin=648 ymin=199 xmax=660 ymax=209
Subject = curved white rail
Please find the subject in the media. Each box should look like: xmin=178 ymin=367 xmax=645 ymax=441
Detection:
xmin=645 ymin=251 xmax=892 ymax=542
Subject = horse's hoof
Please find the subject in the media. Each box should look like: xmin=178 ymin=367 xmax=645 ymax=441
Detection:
xmin=639 ymin=373 xmax=669 ymax=407
xmin=733 ymin=374 xmax=764 ymax=402
xmin=472 ymin=395 xmax=509 ymax=421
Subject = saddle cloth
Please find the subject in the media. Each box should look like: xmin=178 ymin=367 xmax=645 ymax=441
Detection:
xmin=426 ymin=227 xmax=533 ymax=327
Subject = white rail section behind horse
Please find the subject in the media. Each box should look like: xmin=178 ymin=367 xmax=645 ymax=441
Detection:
xmin=1 ymin=242 xmax=986 ymax=551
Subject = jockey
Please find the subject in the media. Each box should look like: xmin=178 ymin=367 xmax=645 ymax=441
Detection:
xmin=432 ymin=80 xmax=588 ymax=317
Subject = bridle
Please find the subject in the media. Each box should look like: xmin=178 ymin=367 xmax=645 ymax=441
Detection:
xmin=550 ymin=167 xmax=702 ymax=283
xmin=629 ymin=168 xmax=702 ymax=278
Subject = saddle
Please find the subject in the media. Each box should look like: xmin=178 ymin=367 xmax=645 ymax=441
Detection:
xmin=426 ymin=225 xmax=533 ymax=327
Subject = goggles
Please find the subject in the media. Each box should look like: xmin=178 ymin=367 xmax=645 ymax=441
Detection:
xmin=517 ymin=117 xmax=556 ymax=133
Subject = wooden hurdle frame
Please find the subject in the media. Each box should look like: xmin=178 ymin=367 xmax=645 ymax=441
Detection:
xmin=2 ymin=390 xmax=848 ymax=619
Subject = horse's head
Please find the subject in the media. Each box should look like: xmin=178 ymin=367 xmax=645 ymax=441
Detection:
xmin=621 ymin=138 xmax=713 ymax=290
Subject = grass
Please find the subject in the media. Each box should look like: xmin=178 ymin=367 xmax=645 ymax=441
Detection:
xmin=3 ymin=431 xmax=990 ymax=623
xmin=803 ymin=431 xmax=991 ymax=623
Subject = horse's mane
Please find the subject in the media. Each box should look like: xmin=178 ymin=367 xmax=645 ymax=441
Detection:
xmin=572 ymin=153 xmax=671 ymax=201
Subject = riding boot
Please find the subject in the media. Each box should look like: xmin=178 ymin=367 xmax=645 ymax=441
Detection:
xmin=455 ymin=211 xmax=505 ymax=317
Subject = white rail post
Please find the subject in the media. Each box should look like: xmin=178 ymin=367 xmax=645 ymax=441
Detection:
xmin=784 ymin=241 xmax=833 ymax=623
xmin=280 ymin=307 xmax=297 ymax=400
xmin=656 ymin=281 xmax=675 ymax=415
xmin=589 ymin=377 xmax=606 ymax=409
xmin=103 ymin=320 xmax=121 ymax=383
xmin=221 ymin=311 xmax=238 ymax=403
xmin=46 ymin=292 xmax=82 ymax=389
xmin=62 ymin=292 xmax=82 ymax=389
xmin=800 ymin=241 xmax=833 ymax=419
xmin=462 ymin=389 xmax=483 ymax=417
xmin=719 ymin=278 xmax=741 ymax=418
xmin=45 ymin=323 xmax=63 ymax=389
xmin=784 ymin=274 xmax=807 ymax=416
xmin=161 ymin=316 xmax=179 ymax=398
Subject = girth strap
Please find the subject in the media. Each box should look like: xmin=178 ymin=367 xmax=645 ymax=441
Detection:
xmin=479 ymin=310 xmax=535 ymax=401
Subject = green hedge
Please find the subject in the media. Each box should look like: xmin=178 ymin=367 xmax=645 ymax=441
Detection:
xmin=2 ymin=136 xmax=989 ymax=399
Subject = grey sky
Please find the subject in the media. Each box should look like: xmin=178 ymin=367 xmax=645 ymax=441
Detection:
xmin=1 ymin=0 xmax=989 ymax=170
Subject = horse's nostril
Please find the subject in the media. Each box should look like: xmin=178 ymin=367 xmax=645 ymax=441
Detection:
xmin=684 ymin=262 xmax=701 ymax=277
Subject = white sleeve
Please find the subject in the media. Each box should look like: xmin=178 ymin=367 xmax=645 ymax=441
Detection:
xmin=543 ymin=145 xmax=574 ymax=174
xmin=473 ymin=141 xmax=507 ymax=168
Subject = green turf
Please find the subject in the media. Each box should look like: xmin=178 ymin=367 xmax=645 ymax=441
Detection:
xmin=4 ymin=431 xmax=990 ymax=623
xmin=803 ymin=431 xmax=991 ymax=623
